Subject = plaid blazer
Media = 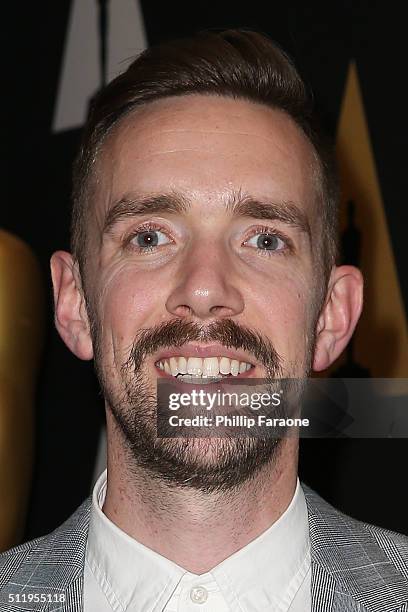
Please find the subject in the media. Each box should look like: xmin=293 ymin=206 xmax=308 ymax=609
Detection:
xmin=1 ymin=485 xmax=408 ymax=611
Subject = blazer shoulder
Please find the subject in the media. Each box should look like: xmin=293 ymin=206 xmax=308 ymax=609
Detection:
xmin=0 ymin=498 xmax=91 ymax=594
xmin=356 ymin=512 xmax=408 ymax=575
xmin=0 ymin=535 xmax=47 ymax=589
xmin=303 ymin=483 xmax=408 ymax=611
xmin=303 ymin=483 xmax=408 ymax=561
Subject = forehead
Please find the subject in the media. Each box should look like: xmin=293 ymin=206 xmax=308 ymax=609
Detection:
xmin=95 ymin=94 xmax=319 ymax=219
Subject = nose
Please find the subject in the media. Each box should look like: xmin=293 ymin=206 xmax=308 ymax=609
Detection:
xmin=165 ymin=246 xmax=245 ymax=320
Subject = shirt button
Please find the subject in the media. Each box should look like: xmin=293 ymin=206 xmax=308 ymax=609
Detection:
xmin=190 ymin=586 xmax=208 ymax=604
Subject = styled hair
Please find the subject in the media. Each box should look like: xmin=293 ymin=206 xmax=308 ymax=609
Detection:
xmin=71 ymin=29 xmax=339 ymax=285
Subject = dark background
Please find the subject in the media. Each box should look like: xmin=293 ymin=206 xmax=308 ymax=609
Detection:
xmin=3 ymin=0 xmax=407 ymax=541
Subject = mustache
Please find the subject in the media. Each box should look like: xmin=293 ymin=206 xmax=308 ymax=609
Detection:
xmin=123 ymin=319 xmax=282 ymax=377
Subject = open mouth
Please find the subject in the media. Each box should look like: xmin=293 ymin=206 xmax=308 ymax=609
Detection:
xmin=155 ymin=356 xmax=255 ymax=383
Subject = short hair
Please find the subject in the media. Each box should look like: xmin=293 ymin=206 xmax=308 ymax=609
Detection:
xmin=71 ymin=29 xmax=339 ymax=286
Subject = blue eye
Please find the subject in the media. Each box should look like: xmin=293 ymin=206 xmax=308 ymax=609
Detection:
xmin=246 ymin=233 xmax=285 ymax=251
xmin=132 ymin=229 xmax=170 ymax=249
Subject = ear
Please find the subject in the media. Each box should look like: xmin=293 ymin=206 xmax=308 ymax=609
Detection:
xmin=50 ymin=251 xmax=94 ymax=360
xmin=313 ymin=265 xmax=363 ymax=372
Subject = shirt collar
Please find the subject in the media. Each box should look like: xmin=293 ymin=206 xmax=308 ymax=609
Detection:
xmin=86 ymin=470 xmax=310 ymax=611
xmin=211 ymin=478 xmax=310 ymax=609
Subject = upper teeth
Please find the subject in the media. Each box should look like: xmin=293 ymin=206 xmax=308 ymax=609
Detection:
xmin=156 ymin=356 xmax=252 ymax=377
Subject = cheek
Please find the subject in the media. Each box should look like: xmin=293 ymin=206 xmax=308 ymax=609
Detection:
xmin=94 ymin=262 xmax=170 ymax=363
xmin=248 ymin=267 xmax=314 ymax=359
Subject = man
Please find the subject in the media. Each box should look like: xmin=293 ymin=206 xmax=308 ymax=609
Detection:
xmin=1 ymin=29 xmax=407 ymax=612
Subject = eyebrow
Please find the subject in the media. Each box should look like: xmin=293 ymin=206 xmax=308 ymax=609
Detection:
xmin=103 ymin=191 xmax=311 ymax=237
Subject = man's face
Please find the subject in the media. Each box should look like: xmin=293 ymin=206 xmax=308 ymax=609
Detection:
xmin=82 ymin=95 xmax=322 ymax=490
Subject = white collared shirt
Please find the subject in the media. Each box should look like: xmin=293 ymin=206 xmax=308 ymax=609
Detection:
xmin=84 ymin=471 xmax=311 ymax=611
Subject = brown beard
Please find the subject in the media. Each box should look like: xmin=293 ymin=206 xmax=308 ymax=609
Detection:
xmin=93 ymin=318 xmax=311 ymax=493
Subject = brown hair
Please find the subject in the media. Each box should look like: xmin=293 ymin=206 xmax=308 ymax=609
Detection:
xmin=71 ymin=29 xmax=339 ymax=286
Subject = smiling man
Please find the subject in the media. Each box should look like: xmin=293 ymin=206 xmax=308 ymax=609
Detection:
xmin=1 ymin=29 xmax=408 ymax=612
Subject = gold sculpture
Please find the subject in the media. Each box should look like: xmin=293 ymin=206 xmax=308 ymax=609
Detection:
xmin=0 ymin=230 xmax=44 ymax=551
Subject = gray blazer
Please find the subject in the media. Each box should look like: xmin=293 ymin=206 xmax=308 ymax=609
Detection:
xmin=1 ymin=485 xmax=408 ymax=611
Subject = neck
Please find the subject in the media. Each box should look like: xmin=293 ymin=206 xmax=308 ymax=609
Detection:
xmin=103 ymin=426 xmax=298 ymax=574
